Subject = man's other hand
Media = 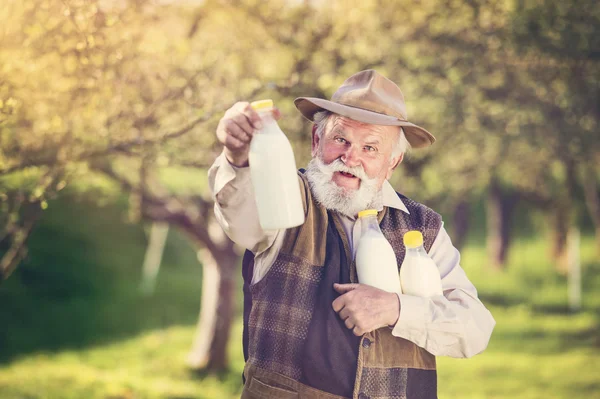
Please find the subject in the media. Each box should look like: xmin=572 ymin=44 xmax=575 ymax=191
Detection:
xmin=332 ymin=283 xmax=400 ymax=336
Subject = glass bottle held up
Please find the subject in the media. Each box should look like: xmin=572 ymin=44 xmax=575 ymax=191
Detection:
xmin=248 ymin=99 xmax=305 ymax=230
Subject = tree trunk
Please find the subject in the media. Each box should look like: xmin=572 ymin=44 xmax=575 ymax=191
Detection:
xmin=486 ymin=178 xmax=518 ymax=270
xmin=187 ymin=246 xmax=238 ymax=371
xmin=452 ymin=199 xmax=470 ymax=251
xmin=0 ymin=210 xmax=41 ymax=281
xmin=582 ymin=164 xmax=600 ymax=255
xmin=552 ymin=159 xmax=578 ymax=274
xmin=550 ymin=202 xmax=570 ymax=275
xmin=93 ymin=159 xmax=243 ymax=372
xmin=140 ymin=222 xmax=169 ymax=295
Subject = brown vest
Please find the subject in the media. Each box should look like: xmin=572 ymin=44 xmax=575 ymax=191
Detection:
xmin=242 ymin=173 xmax=442 ymax=399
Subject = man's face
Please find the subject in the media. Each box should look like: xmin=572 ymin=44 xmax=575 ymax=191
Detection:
xmin=304 ymin=115 xmax=403 ymax=217
xmin=312 ymin=116 xmax=402 ymax=192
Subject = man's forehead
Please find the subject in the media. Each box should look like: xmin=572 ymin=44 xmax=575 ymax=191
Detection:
xmin=328 ymin=115 xmax=396 ymax=138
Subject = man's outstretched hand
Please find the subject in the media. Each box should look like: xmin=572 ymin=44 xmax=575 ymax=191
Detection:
xmin=216 ymin=101 xmax=281 ymax=167
xmin=332 ymin=283 xmax=401 ymax=336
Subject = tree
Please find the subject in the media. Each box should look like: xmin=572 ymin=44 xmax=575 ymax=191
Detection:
xmin=2 ymin=0 xmax=598 ymax=372
xmin=0 ymin=0 xmax=344 ymax=371
xmin=0 ymin=0 xmax=246 ymax=370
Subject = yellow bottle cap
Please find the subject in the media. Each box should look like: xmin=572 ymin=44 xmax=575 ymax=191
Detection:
xmin=250 ymin=99 xmax=274 ymax=111
xmin=403 ymin=230 xmax=423 ymax=248
xmin=358 ymin=209 xmax=378 ymax=218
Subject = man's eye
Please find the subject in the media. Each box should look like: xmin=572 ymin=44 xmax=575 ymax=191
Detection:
xmin=364 ymin=146 xmax=376 ymax=152
xmin=335 ymin=137 xmax=347 ymax=144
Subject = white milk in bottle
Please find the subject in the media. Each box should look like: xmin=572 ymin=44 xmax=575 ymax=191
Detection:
xmin=400 ymin=231 xmax=443 ymax=297
xmin=355 ymin=209 xmax=402 ymax=294
xmin=248 ymin=99 xmax=305 ymax=230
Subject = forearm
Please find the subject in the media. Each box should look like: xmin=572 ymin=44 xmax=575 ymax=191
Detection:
xmin=393 ymin=288 xmax=495 ymax=358
xmin=391 ymin=225 xmax=495 ymax=358
xmin=208 ymin=152 xmax=275 ymax=253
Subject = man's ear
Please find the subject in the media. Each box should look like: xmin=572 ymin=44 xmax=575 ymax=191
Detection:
xmin=386 ymin=153 xmax=404 ymax=180
xmin=311 ymin=124 xmax=320 ymax=157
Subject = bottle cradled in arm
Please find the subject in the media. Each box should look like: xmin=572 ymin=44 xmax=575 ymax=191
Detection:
xmin=355 ymin=209 xmax=402 ymax=294
xmin=400 ymin=231 xmax=443 ymax=297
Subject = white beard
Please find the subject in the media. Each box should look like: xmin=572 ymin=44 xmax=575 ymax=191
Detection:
xmin=305 ymin=157 xmax=382 ymax=218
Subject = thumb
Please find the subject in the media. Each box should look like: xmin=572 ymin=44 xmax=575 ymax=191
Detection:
xmin=333 ymin=283 xmax=359 ymax=294
xmin=272 ymin=107 xmax=282 ymax=120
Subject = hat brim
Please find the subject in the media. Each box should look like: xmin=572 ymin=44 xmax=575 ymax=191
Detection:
xmin=294 ymin=97 xmax=436 ymax=149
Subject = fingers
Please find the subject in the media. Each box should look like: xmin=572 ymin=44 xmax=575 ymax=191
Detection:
xmin=333 ymin=283 xmax=359 ymax=294
xmin=216 ymin=102 xmax=262 ymax=151
xmin=332 ymin=295 xmax=345 ymax=312
xmin=339 ymin=307 xmax=350 ymax=321
xmin=234 ymin=102 xmax=262 ymax=131
xmin=220 ymin=119 xmax=248 ymax=144
xmin=344 ymin=318 xmax=365 ymax=336
xmin=271 ymin=107 xmax=282 ymax=120
xmin=334 ymin=292 xmax=364 ymax=336
xmin=340 ymin=307 xmax=364 ymax=335
xmin=332 ymin=284 xmax=369 ymax=336
xmin=223 ymin=134 xmax=246 ymax=151
xmin=344 ymin=317 xmax=354 ymax=330
xmin=231 ymin=111 xmax=258 ymax=137
xmin=332 ymin=283 xmax=360 ymax=312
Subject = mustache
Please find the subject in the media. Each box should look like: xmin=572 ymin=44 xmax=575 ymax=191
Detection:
xmin=306 ymin=156 xmax=382 ymax=218
xmin=323 ymin=159 xmax=371 ymax=181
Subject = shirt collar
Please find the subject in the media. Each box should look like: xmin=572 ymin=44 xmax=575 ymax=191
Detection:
xmin=382 ymin=180 xmax=410 ymax=214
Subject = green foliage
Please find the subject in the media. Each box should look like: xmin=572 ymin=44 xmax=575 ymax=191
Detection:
xmin=1 ymin=0 xmax=598 ymax=231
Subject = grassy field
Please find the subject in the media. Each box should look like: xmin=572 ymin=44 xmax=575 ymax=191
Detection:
xmin=0 ymin=196 xmax=599 ymax=399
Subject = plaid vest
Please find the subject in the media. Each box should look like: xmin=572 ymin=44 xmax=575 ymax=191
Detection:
xmin=242 ymin=173 xmax=442 ymax=399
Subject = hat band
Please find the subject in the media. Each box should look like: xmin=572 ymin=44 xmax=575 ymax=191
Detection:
xmin=334 ymin=97 xmax=407 ymax=121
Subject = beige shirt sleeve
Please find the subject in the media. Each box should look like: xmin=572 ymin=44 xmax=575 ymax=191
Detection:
xmin=208 ymin=152 xmax=281 ymax=256
xmin=392 ymin=224 xmax=496 ymax=358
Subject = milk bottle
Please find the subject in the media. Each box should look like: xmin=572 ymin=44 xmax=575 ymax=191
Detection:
xmin=248 ymin=99 xmax=305 ymax=230
xmin=355 ymin=209 xmax=402 ymax=294
xmin=400 ymin=231 xmax=443 ymax=297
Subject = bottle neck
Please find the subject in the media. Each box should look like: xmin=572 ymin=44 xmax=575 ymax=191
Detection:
xmin=360 ymin=215 xmax=382 ymax=236
xmin=406 ymin=245 xmax=427 ymax=255
xmin=257 ymin=109 xmax=276 ymax=127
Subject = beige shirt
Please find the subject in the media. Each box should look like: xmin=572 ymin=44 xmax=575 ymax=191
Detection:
xmin=209 ymin=153 xmax=495 ymax=358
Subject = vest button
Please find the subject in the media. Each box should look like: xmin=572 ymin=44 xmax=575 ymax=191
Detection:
xmin=358 ymin=393 xmax=369 ymax=399
xmin=362 ymin=338 xmax=371 ymax=348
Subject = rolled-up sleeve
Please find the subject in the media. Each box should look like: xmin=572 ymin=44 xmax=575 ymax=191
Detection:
xmin=391 ymin=224 xmax=496 ymax=358
xmin=208 ymin=152 xmax=277 ymax=254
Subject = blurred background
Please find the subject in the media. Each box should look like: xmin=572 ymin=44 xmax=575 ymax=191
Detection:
xmin=0 ymin=0 xmax=599 ymax=398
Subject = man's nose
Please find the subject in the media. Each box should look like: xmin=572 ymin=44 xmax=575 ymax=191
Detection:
xmin=341 ymin=145 xmax=361 ymax=168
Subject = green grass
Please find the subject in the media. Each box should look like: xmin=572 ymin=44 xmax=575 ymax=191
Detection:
xmin=0 ymin=324 xmax=247 ymax=399
xmin=0 ymin=196 xmax=599 ymax=398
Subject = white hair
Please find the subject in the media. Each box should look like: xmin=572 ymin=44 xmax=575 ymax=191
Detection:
xmin=313 ymin=111 xmax=411 ymax=160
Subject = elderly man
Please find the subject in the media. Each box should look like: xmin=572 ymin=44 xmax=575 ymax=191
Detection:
xmin=208 ymin=70 xmax=495 ymax=399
